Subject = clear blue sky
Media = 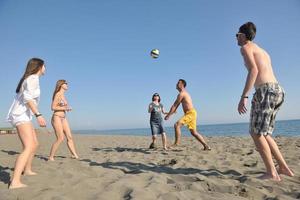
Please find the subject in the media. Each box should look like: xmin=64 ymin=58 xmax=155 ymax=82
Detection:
xmin=0 ymin=0 xmax=299 ymax=130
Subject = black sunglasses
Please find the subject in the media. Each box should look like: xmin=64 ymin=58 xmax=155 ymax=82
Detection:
xmin=236 ymin=33 xmax=244 ymax=38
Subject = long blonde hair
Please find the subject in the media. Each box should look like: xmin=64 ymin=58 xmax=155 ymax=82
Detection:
xmin=16 ymin=58 xmax=44 ymax=93
xmin=52 ymin=80 xmax=67 ymax=101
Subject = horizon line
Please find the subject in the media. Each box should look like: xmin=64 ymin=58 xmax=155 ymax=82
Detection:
xmin=73 ymin=118 xmax=300 ymax=132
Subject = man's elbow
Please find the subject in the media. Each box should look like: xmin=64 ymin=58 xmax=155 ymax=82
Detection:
xmin=250 ymin=68 xmax=258 ymax=76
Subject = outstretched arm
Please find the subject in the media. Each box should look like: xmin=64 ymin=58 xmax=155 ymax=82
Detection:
xmin=165 ymin=94 xmax=183 ymax=120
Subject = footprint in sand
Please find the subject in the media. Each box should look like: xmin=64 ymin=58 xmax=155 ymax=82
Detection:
xmin=236 ymin=187 xmax=249 ymax=198
xmin=222 ymin=161 xmax=231 ymax=166
xmin=123 ymin=189 xmax=133 ymax=200
xmin=167 ymin=178 xmax=176 ymax=184
xmin=158 ymin=159 xmax=177 ymax=166
xmin=169 ymin=175 xmax=204 ymax=183
xmin=243 ymin=160 xmax=258 ymax=167
xmin=246 ymin=149 xmax=254 ymax=155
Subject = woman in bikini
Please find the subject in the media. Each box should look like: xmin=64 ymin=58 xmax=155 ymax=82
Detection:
xmin=48 ymin=80 xmax=79 ymax=161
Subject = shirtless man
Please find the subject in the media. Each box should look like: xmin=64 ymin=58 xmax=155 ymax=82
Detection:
xmin=236 ymin=22 xmax=294 ymax=181
xmin=164 ymin=79 xmax=210 ymax=150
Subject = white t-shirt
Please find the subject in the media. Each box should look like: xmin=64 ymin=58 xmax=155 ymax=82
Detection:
xmin=7 ymin=74 xmax=40 ymax=126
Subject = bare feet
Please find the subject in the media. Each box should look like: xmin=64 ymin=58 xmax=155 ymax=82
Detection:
xmin=163 ymin=146 xmax=168 ymax=151
xmin=203 ymin=145 xmax=211 ymax=151
xmin=48 ymin=157 xmax=55 ymax=161
xmin=167 ymin=143 xmax=179 ymax=150
xmin=257 ymin=173 xmax=281 ymax=181
xmin=23 ymin=171 xmax=37 ymax=176
xmin=171 ymin=143 xmax=179 ymax=147
xmin=71 ymin=155 xmax=79 ymax=159
xmin=278 ymin=167 xmax=294 ymax=177
xmin=9 ymin=182 xmax=28 ymax=189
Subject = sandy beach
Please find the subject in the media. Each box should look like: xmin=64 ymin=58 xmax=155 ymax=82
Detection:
xmin=0 ymin=132 xmax=299 ymax=200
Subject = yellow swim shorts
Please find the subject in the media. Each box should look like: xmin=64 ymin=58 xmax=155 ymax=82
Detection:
xmin=178 ymin=108 xmax=197 ymax=130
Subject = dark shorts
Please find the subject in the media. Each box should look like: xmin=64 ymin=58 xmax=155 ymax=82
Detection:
xmin=250 ymin=83 xmax=284 ymax=136
xmin=150 ymin=121 xmax=165 ymax=135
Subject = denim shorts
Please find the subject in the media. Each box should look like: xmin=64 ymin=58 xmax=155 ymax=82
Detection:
xmin=150 ymin=121 xmax=165 ymax=135
xmin=250 ymin=82 xmax=284 ymax=136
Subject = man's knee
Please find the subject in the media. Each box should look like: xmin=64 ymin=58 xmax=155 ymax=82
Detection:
xmin=189 ymin=129 xmax=198 ymax=136
xmin=250 ymin=132 xmax=264 ymax=141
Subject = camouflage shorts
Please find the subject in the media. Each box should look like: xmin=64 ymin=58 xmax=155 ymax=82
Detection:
xmin=250 ymin=83 xmax=284 ymax=136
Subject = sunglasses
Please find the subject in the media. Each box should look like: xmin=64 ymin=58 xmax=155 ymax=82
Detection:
xmin=235 ymin=33 xmax=244 ymax=38
xmin=153 ymin=94 xmax=159 ymax=96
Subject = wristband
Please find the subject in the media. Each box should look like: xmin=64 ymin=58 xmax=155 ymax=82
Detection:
xmin=241 ymin=96 xmax=249 ymax=99
xmin=35 ymin=113 xmax=42 ymax=118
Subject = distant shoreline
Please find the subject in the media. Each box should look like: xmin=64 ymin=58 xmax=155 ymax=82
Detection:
xmin=73 ymin=119 xmax=300 ymax=137
xmin=1 ymin=119 xmax=299 ymax=137
xmin=74 ymin=119 xmax=300 ymax=132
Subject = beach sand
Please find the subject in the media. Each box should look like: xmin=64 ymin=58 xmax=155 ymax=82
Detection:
xmin=0 ymin=132 xmax=299 ymax=200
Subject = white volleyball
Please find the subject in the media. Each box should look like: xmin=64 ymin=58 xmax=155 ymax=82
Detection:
xmin=150 ymin=49 xmax=159 ymax=59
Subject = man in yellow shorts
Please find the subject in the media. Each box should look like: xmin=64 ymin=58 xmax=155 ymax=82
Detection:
xmin=165 ymin=79 xmax=211 ymax=150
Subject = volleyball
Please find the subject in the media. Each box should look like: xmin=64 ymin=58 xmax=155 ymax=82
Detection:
xmin=150 ymin=49 xmax=159 ymax=59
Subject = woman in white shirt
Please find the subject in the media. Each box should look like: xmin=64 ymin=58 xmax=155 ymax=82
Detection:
xmin=48 ymin=80 xmax=79 ymax=161
xmin=7 ymin=58 xmax=46 ymax=189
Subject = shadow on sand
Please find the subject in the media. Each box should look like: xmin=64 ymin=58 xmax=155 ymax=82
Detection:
xmin=0 ymin=165 xmax=12 ymax=184
xmin=0 ymin=149 xmax=65 ymax=161
xmin=80 ymin=158 xmax=248 ymax=182
xmin=92 ymin=147 xmax=152 ymax=154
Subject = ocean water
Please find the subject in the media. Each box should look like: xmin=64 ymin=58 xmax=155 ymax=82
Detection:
xmin=74 ymin=119 xmax=300 ymax=137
